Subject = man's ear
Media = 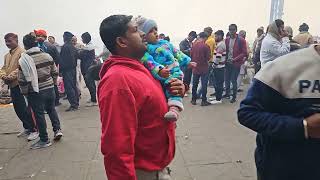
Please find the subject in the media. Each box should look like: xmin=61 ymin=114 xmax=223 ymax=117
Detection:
xmin=116 ymin=37 xmax=128 ymax=48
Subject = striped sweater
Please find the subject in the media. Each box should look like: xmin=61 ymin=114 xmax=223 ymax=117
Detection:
xmin=18 ymin=48 xmax=58 ymax=94
xmin=213 ymin=41 xmax=227 ymax=68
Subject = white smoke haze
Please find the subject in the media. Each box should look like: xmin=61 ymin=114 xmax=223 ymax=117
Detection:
xmin=0 ymin=0 xmax=319 ymax=64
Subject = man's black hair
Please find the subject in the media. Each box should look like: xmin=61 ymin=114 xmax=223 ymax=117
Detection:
xmin=214 ymin=30 xmax=224 ymax=38
xmin=100 ymin=15 xmax=133 ymax=54
xmin=23 ymin=33 xmax=37 ymax=49
xmin=229 ymin=24 xmax=238 ymax=31
xmin=299 ymin=23 xmax=309 ymax=32
xmin=188 ymin=31 xmax=197 ymax=38
xmin=48 ymin=36 xmax=55 ymax=40
xmin=4 ymin=33 xmax=18 ymax=40
xmin=257 ymin=28 xmax=264 ymax=33
xmin=275 ymin=19 xmax=284 ymax=28
xmin=198 ymin=32 xmax=208 ymax=39
xmin=81 ymin=32 xmax=92 ymax=44
xmin=164 ymin=36 xmax=170 ymax=42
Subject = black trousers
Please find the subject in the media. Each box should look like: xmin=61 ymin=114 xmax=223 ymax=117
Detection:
xmin=10 ymin=86 xmax=35 ymax=132
xmin=183 ymin=68 xmax=192 ymax=87
xmin=54 ymin=85 xmax=60 ymax=104
xmin=213 ymin=67 xmax=225 ymax=101
xmin=83 ymin=73 xmax=97 ymax=103
xmin=62 ymin=69 xmax=79 ymax=108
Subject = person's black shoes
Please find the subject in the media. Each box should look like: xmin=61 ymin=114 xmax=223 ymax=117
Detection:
xmin=230 ymin=99 xmax=237 ymax=103
xmin=191 ymin=99 xmax=197 ymax=105
xmin=201 ymin=101 xmax=212 ymax=106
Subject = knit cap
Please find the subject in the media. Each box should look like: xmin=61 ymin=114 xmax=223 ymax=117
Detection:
xmin=134 ymin=16 xmax=157 ymax=34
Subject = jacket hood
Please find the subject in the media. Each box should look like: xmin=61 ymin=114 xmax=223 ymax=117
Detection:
xmin=268 ymin=21 xmax=281 ymax=41
xmin=99 ymin=55 xmax=146 ymax=79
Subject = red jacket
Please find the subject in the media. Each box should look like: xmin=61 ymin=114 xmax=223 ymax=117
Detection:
xmin=190 ymin=40 xmax=211 ymax=74
xmin=225 ymin=35 xmax=248 ymax=67
xmin=98 ymin=55 xmax=175 ymax=180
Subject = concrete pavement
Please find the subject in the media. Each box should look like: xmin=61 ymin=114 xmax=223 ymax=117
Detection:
xmin=0 ymin=88 xmax=256 ymax=180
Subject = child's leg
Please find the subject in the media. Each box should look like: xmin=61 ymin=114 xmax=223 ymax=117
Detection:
xmin=164 ymin=68 xmax=184 ymax=121
xmin=164 ymin=96 xmax=183 ymax=121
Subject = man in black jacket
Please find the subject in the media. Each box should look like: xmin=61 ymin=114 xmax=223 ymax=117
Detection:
xmin=60 ymin=31 xmax=79 ymax=111
xmin=79 ymin=32 xmax=97 ymax=106
xmin=179 ymin=31 xmax=197 ymax=92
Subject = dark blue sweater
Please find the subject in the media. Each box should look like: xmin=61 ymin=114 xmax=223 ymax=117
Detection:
xmin=238 ymin=46 xmax=320 ymax=180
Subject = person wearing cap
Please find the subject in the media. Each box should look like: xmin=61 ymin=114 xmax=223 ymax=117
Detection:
xmin=134 ymin=16 xmax=196 ymax=121
xmin=179 ymin=31 xmax=197 ymax=94
xmin=60 ymin=31 xmax=80 ymax=111
xmin=284 ymin=26 xmax=301 ymax=52
xmin=293 ymin=23 xmax=314 ymax=47
xmin=34 ymin=29 xmax=61 ymax=106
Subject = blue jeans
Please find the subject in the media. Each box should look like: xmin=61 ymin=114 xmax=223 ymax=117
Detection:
xmin=62 ymin=69 xmax=79 ymax=108
xmin=225 ymin=63 xmax=240 ymax=100
xmin=192 ymin=73 xmax=209 ymax=102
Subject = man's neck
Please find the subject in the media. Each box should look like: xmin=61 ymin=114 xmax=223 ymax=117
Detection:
xmin=9 ymin=46 xmax=18 ymax=53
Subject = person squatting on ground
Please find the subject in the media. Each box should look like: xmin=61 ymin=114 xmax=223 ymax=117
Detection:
xmin=135 ymin=16 xmax=196 ymax=121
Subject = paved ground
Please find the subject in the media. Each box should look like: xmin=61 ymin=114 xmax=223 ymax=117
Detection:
xmin=0 ymin=87 xmax=256 ymax=180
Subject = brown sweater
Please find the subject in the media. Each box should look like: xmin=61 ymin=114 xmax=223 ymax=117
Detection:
xmin=0 ymin=46 xmax=25 ymax=88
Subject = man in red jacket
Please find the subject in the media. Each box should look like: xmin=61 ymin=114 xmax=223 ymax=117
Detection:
xmin=98 ymin=15 xmax=186 ymax=180
xmin=224 ymin=24 xmax=248 ymax=103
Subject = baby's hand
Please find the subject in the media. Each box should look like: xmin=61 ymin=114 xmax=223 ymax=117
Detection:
xmin=158 ymin=67 xmax=170 ymax=78
xmin=188 ymin=62 xmax=197 ymax=69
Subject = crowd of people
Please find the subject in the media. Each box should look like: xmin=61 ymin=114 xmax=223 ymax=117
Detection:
xmin=0 ymin=13 xmax=319 ymax=180
xmin=0 ymin=29 xmax=103 ymax=149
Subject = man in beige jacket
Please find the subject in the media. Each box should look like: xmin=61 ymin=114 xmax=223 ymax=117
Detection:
xmin=0 ymin=33 xmax=38 ymax=141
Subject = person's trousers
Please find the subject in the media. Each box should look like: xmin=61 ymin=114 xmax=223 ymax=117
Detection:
xmin=62 ymin=69 xmax=79 ymax=108
xmin=27 ymin=92 xmax=48 ymax=142
xmin=182 ymin=68 xmax=192 ymax=87
xmin=136 ymin=168 xmax=172 ymax=180
xmin=10 ymin=86 xmax=35 ymax=132
xmin=41 ymin=88 xmax=61 ymax=132
xmin=83 ymin=73 xmax=97 ymax=103
xmin=237 ymin=74 xmax=244 ymax=89
xmin=192 ymin=73 xmax=209 ymax=102
xmin=54 ymin=85 xmax=60 ymax=104
xmin=208 ymin=63 xmax=216 ymax=87
xmin=225 ymin=63 xmax=240 ymax=100
xmin=213 ymin=67 xmax=225 ymax=101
